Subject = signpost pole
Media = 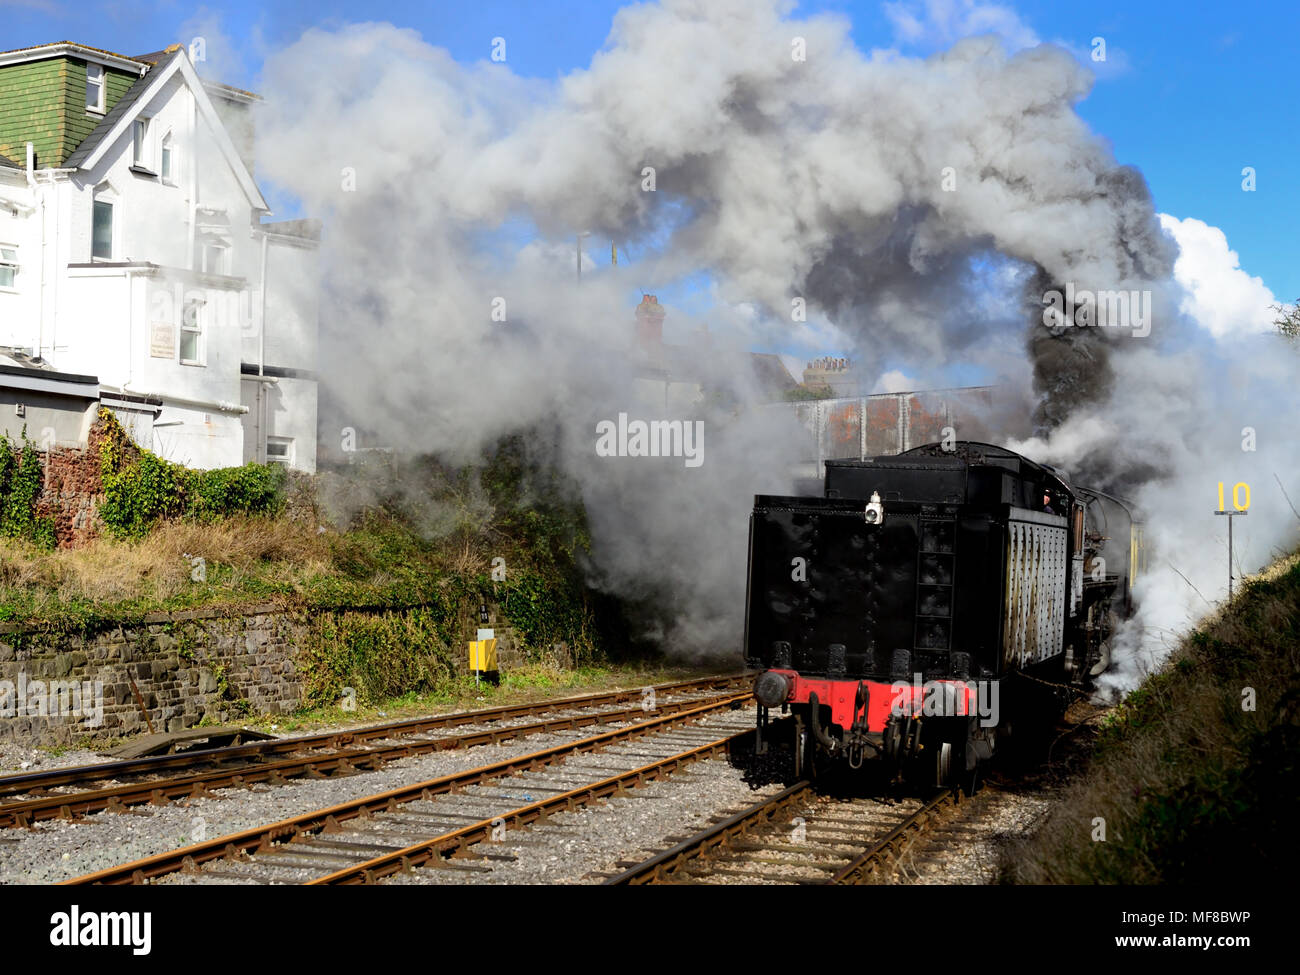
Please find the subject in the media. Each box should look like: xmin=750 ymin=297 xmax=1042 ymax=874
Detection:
xmin=1214 ymin=509 xmax=1248 ymax=601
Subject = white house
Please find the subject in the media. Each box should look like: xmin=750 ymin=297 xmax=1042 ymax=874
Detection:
xmin=0 ymin=42 xmax=318 ymax=471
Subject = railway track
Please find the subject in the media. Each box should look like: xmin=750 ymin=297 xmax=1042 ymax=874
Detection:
xmin=62 ymin=692 xmax=755 ymax=885
xmin=0 ymin=673 xmax=748 ymax=829
xmin=603 ymin=782 xmax=961 ymax=884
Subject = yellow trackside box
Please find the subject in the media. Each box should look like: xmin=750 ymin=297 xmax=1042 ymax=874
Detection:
xmin=469 ymin=638 xmax=498 ymax=673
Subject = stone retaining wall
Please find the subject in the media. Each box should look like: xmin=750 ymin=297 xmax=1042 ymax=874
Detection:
xmin=0 ymin=603 xmax=304 ymax=745
xmin=0 ymin=601 xmax=538 ymax=747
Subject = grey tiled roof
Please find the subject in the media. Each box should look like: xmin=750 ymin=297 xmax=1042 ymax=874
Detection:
xmin=751 ymin=352 xmax=799 ymax=393
xmin=64 ymin=47 xmax=183 ymax=170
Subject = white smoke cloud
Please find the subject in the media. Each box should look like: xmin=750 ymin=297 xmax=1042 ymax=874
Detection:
xmin=1012 ymin=216 xmax=1297 ymax=693
xmin=176 ymin=7 xmax=256 ymax=87
xmin=243 ymin=0 xmax=1293 ymax=669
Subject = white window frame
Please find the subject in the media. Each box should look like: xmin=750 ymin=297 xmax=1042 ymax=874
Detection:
xmin=265 ymin=437 xmax=294 ymax=467
xmin=180 ymin=296 xmax=205 ymax=366
xmin=91 ymin=187 xmax=116 ymax=261
xmin=201 ymin=242 xmax=229 ymax=276
xmin=85 ymin=63 xmax=105 ymax=114
xmin=132 ymin=117 xmax=152 ymax=170
xmin=160 ymin=130 xmax=175 ymax=184
xmin=0 ymin=244 xmax=17 ymax=292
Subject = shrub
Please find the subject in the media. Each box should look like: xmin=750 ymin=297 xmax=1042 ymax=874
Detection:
xmin=499 ymin=569 xmax=597 ymax=664
xmin=96 ymin=408 xmax=286 ymax=537
xmin=300 ymin=604 xmax=460 ymax=707
xmin=0 ymin=432 xmax=56 ymax=549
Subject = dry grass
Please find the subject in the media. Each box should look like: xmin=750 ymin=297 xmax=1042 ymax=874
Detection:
xmin=441 ymin=534 xmax=492 ymax=577
xmin=0 ymin=516 xmax=334 ymax=614
xmin=1001 ymin=552 xmax=1300 ymax=884
xmin=0 ymin=506 xmax=537 ymax=626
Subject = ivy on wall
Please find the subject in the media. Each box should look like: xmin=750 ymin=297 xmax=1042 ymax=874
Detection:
xmin=498 ymin=570 xmax=596 ymax=661
xmin=300 ymin=603 xmax=461 ymax=707
xmin=96 ymin=408 xmax=286 ymax=537
xmin=298 ymin=571 xmax=600 ymax=708
xmin=0 ymin=431 xmax=56 ymax=549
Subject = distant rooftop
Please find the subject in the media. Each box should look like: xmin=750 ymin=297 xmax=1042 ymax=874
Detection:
xmin=0 ymin=40 xmax=152 ymax=67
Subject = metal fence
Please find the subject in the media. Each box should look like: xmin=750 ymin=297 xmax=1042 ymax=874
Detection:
xmin=767 ymin=387 xmax=998 ymax=474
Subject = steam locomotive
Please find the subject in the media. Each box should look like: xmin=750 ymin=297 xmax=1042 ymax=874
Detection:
xmin=744 ymin=441 xmax=1144 ymax=788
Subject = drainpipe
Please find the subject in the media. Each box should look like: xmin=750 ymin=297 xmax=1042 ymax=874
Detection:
xmin=258 ymin=231 xmax=268 ymax=463
xmin=48 ymin=162 xmax=57 ymax=358
xmin=124 ymin=269 xmax=134 ymax=393
xmin=26 ymin=142 xmax=44 ymax=360
xmin=100 ymin=384 xmax=250 ymax=415
xmin=258 ymin=232 xmax=267 ymax=377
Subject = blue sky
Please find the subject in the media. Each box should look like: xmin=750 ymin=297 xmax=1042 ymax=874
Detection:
xmin=4 ymin=0 xmax=1294 ymax=301
xmin=5 ymin=0 xmax=1296 ymax=355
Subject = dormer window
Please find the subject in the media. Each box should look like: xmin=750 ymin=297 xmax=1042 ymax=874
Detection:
xmin=86 ymin=63 xmax=105 ymax=113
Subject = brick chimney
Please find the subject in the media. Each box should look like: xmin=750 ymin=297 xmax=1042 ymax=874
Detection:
xmin=635 ymin=294 xmax=666 ymax=350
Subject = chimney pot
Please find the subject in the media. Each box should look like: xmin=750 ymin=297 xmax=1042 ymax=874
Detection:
xmin=635 ymin=294 xmax=665 ymax=349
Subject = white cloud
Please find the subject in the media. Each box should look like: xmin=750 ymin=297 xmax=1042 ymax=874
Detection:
xmin=882 ymin=0 xmax=1040 ymax=51
xmin=1158 ymin=213 xmax=1277 ymax=340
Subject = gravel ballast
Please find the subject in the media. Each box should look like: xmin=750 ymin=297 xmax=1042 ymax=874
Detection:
xmin=0 ymin=698 xmax=747 ymax=884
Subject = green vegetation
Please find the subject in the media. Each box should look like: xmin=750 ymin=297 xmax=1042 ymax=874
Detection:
xmin=781 ymin=385 xmax=837 ymax=401
xmin=96 ymin=408 xmax=284 ymax=537
xmin=1002 ymin=553 xmax=1300 ymax=884
xmin=1273 ymin=298 xmax=1300 ymax=342
xmin=0 ymin=431 xmax=56 ymax=550
xmin=254 ymin=662 xmax=701 ymax=733
xmin=0 ymin=423 xmax=615 ymax=710
xmin=295 ymin=561 xmax=600 ymax=709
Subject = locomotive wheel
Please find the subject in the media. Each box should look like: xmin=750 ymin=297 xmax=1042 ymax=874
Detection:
xmin=933 ymin=741 xmax=953 ymax=787
xmin=792 ymin=716 xmax=806 ymax=780
xmin=1088 ymin=609 xmax=1119 ymax=677
xmin=928 ymin=717 xmax=980 ymax=794
xmin=792 ymin=716 xmax=819 ymax=780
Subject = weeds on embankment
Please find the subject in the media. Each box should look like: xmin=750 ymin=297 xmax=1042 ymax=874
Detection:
xmin=1001 ymin=554 xmax=1300 ymax=884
